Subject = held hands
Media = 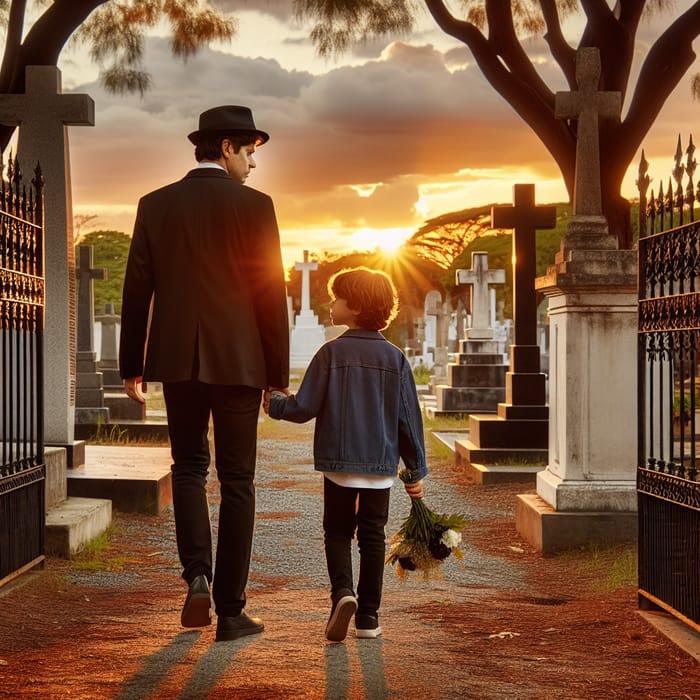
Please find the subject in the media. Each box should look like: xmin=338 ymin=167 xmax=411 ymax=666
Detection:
xmin=403 ymin=479 xmax=424 ymax=500
xmin=124 ymin=377 xmax=146 ymax=404
xmin=262 ymin=386 xmax=290 ymax=415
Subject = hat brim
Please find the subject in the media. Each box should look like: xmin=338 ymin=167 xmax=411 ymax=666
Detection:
xmin=187 ymin=128 xmax=269 ymax=146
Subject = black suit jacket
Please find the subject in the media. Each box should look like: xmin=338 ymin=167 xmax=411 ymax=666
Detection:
xmin=119 ymin=168 xmax=290 ymax=389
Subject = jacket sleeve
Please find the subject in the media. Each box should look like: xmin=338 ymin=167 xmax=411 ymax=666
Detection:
xmin=245 ymin=194 xmax=290 ymax=388
xmin=119 ymin=200 xmax=154 ymax=379
xmin=397 ymin=357 xmax=429 ymax=482
xmin=269 ymin=349 xmax=329 ymax=422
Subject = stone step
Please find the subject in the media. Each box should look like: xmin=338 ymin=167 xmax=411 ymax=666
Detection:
xmin=67 ymin=445 xmax=172 ymax=515
xmin=468 ymin=414 xmax=548 ymax=448
xmin=455 ymin=436 xmax=548 ymax=472
xmin=45 ymin=496 xmax=112 ymax=559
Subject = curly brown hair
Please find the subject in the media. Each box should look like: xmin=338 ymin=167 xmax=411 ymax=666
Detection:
xmin=328 ymin=266 xmax=399 ymax=331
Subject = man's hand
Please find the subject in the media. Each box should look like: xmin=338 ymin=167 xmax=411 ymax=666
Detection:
xmin=263 ymin=386 xmax=290 ymax=414
xmin=124 ymin=377 xmax=146 ymax=404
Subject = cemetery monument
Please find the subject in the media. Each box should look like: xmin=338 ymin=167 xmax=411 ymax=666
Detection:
xmin=454 ymin=187 xmax=555 ymax=482
xmin=290 ymin=250 xmax=325 ymax=368
xmin=516 ymin=47 xmax=638 ymax=552
xmin=430 ymin=252 xmax=508 ymax=417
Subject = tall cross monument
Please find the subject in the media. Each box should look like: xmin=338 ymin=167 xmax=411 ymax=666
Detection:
xmin=555 ymin=46 xmax=621 ymax=243
xmin=453 ymin=185 xmax=556 ymax=477
xmin=290 ymin=249 xmax=325 ymax=368
xmin=517 ymin=47 xmax=638 ymax=553
xmin=0 ymin=66 xmax=95 ymax=452
xmin=295 ymin=249 xmax=317 ymax=318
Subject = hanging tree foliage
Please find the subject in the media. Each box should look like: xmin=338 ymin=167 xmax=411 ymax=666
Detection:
xmin=0 ymin=0 xmax=234 ymax=151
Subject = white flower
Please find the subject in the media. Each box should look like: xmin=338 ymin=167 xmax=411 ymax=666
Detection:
xmin=441 ymin=528 xmax=461 ymax=549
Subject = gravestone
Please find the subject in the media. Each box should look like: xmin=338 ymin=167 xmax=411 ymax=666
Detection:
xmin=517 ymin=47 xmax=638 ymax=552
xmin=430 ymin=252 xmax=508 ymax=417
xmin=454 ymin=186 xmax=556 ymax=482
xmin=289 ymin=250 xmax=325 ymax=368
xmin=96 ymin=303 xmax=147 ymax=421
xmin=424 ymin=290 xmax=449 ymax=385
xmin=0 ymin=65 xmax=94 ymax=466
xmin=457 ymin=252 xmax=506 ymax=339
xmin=96 ymin=303 xmax=120 ymax=383
xmin=75 ymin=245 xmax=109 ymax=425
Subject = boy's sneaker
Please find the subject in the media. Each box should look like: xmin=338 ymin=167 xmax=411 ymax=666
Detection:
xmin=325 ymin=589 xmax=357 ymax=642
xmin=355 ymin=613 xmax=382 ymax=639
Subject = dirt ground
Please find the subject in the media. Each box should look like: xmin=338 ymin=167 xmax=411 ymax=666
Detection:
xmin=1 ymin=418 xmax=699 ymax=699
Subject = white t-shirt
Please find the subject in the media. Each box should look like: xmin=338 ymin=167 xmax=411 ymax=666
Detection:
xmin=324 ymin=472 xmax=395 ymax=490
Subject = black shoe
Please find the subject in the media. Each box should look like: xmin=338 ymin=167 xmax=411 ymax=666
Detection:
xmin=180 ymin=574 xmax=212 ymax=628
xmin=355 ymin=613 xmax=382 ymax=639
xmin=325 ymin=589 xmax=357 ymax=642
xmin=215 ymin=612 xmax=265 ymax=642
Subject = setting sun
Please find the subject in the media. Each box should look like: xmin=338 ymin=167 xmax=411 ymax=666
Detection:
xmin=350 ymin=227 xmax=413 ymax=256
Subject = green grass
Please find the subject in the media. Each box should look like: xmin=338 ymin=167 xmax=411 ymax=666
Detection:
xmin=565 ymin=542 xmax=638 ymax=591
xmin=87 ymin=418 xmax=169 ymax=446
xmin=423 ymin=414 xmax=469 ymax=432
xmin=72 ymin=524 xmax=132 ymax=572
xmin=413 ymin=365 xmax=432 ymax=384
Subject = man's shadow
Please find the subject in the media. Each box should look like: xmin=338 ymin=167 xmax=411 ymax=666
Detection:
xmin=115 ymin=631 xmax=256 ymax=700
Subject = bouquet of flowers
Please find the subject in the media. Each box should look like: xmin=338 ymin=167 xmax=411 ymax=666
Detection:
xmin=385 ymin=490 xmax=466 ymax=579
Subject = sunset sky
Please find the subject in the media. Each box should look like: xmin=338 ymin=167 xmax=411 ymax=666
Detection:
xmin=57 ymin=1 xmax=700 ymax=272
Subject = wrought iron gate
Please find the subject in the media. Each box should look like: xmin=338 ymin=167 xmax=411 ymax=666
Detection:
xmin=0 ymin=158 xmax=45 ymax=585
xmin=637 ymin=139 xmax=700 ymax=631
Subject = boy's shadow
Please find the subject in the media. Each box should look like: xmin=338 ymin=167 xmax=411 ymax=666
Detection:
xmin=324 ymin=639 xmax=388 ymax=700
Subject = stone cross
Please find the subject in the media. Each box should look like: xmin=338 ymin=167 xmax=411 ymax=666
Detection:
xmin=456 ymin=252 xmax=505 ymax=340
xmin=76 ymin=245 xmax=107 ymax=356
xmin=555 ymin=47 xmax=621 ymax=220
xmin=0 ymin=65 xmax=94 ymax=445
xmin=295 ymin=249 xmax=318 ymax=315
xmin=492 ymin=184 xmax=556 ymax=350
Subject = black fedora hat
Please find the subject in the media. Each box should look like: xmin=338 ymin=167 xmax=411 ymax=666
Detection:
xmin=187 ymin=105 xmax=269 ymax=145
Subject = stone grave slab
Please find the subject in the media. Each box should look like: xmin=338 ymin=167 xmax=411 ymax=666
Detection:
xmin=67 ymin=445 xmax=172 ymax=515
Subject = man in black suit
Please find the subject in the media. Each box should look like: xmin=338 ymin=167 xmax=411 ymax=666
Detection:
xmin=120 ymin=105 xmax=290 ymax=642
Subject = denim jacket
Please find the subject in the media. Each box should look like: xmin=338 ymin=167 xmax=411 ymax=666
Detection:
xmin=268 ymin=329 xmax=428 ymax=483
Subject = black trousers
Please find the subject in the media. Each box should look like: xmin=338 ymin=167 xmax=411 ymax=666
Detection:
xmin=323 ymin=477 xmax=391 ymax=618
xmin=163 ymin=380 xmax=261 ymax=617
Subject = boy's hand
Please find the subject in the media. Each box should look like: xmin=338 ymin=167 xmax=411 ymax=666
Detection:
xmin=403 ymin=479 xmax=423 ymax=500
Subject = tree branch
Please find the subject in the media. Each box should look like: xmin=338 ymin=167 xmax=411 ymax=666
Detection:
xmin=485 ymin=0 xmax=553 ymax=109
xmin=12 ymin=0 xmax=108 ymax=92
xmin=0 ymin=0 xmax=27 ymax=93
xmin=619 ymin=2 xmax=700 ymax=170
xmin=539 ymin=0 xmax=576 ymax=88
xmin=423 ymin=0 xmax=574 ymax=193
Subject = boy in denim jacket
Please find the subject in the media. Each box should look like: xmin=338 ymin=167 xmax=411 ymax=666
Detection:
xmin=265 ymin=266 xmax=427 ymax=642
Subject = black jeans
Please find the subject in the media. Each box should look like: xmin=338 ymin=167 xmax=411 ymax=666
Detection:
xmin=323 ymin=477 xmax=391 ymax=618
xmin=163 ymin=380 xmax=261 ymax=617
